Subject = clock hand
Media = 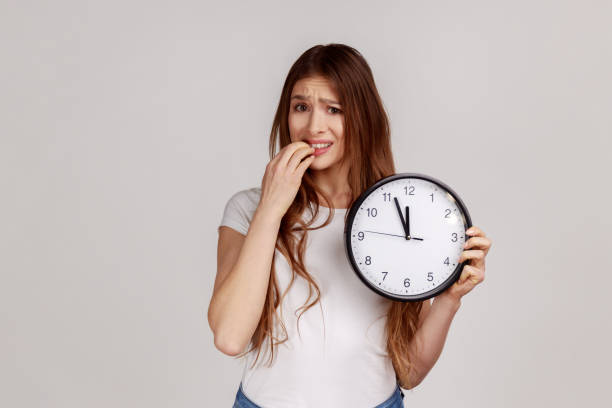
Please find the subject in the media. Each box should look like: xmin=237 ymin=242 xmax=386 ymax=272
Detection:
xmin=364 ymin=230 xmax=404 ymax=238
xmin=363 ymin=230 xmax=424 ymax=240
xmin=393 ymin=197 xmax=410 ymax=240
xmin=401 ymin=206 xmax=425 ymax=240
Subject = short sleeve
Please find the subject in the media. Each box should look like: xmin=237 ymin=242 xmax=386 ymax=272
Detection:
xmin=218 ymin=187 xmax=261 ymax=236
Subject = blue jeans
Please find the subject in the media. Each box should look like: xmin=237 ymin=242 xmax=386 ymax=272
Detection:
xmin=232 ymin=381 xmax=405 ymax=408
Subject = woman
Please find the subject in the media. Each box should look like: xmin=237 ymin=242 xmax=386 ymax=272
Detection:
xmin=208 ymin=43 xmax=492 ymax=408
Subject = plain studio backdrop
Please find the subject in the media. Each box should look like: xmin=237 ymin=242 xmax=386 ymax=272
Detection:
xmin=1 ymin=0 xmax=611 ymax=407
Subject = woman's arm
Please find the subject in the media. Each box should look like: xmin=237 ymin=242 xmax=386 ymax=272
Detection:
xmin=400 ymin=225 xmax=492 ymax=389
xmin=208 ymin=207 xmax=283 ymax=356
xmin=208 ymin=142 xmax=315 ymax=356
xmin=400 ymin=294 xmax=461 ymax=389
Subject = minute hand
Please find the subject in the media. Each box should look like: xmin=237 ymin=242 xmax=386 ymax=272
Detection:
xmin=394 ymin=197 xmax=410 ymax=240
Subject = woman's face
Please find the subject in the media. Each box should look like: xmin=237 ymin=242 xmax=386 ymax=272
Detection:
xmin=288 ymin=75 xmax=345 ymax=172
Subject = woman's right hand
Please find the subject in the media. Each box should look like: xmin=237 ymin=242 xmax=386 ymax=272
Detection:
xmin=258 ymin=141 xmax=315 ymax=220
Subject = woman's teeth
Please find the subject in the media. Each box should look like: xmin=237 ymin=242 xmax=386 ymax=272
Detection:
xmin=310 ymin=143 xmax=332 ymax=148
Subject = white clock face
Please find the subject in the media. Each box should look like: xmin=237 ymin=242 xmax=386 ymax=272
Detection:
xmin=346 ymin=175 xmax=470 ymax=301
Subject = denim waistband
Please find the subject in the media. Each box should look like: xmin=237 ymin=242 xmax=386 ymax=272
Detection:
xmin=232 ymin=381 xmax=405 ymax=408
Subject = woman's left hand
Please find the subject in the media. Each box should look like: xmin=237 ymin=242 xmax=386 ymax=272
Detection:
xmin=440 ymin=225 xmax=492 ymax=302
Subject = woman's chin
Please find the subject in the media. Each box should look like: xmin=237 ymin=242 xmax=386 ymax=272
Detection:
xmin=308 ymin=157 xmax=335 ymax=172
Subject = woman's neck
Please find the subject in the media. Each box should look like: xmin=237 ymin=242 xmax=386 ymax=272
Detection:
xmin=310 ymin=162 xmax=352 ymax=209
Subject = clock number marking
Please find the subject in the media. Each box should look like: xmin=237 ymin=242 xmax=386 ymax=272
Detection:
xmin=444 ymin=209 xmax=451 ymax=218
xmin=381 ymin=271 xmax=388 ymax=281
xmin=382 ymin=192 xmax=391 ymax=202
xmin=404 ymin=278 xmax=411 ymax=287
xmin=444 ymin=257 xmax=450 ymax=266
xmin=430 ymin=193 xmax=434 ymax=202
xmin=404 ymin=186 xmax=415 ymax=195
xmin=358 ymin=231 xmax=364 ymax=240
xmin=367 ymin=208 xmax=377 ymax=217
xmin=427 ymin=272 xmax=434 ymax=281
xmin=365 ymin=256 xmax=371 ymax=265
xmin=451 ymin=232 xmax=458 ymax=242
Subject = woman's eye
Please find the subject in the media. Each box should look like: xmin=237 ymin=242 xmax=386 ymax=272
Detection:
xmin=293 ymin=104 xmax=341 ymax=114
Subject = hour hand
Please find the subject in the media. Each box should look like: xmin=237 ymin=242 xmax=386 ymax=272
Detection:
xmin=393 ymin=197 xmax=409 ymax=239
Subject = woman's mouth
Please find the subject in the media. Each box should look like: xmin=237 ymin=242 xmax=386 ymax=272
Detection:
xmin=309 ymin=142 xmax=333 ymax=156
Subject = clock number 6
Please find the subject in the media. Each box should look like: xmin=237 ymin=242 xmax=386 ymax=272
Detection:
xmin=404 ymin=278 xmax=411 ymax=287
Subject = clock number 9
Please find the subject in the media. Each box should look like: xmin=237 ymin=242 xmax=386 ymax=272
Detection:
xmin=358 ymin=231 xmax=364 ymax=240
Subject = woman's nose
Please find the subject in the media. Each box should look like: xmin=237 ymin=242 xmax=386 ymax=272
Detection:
xmin=307 ymin=109 xmax=326 ymax=134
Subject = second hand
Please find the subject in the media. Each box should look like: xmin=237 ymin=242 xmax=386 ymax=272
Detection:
xmin=363 ymin=230 xmax=424 ymax=241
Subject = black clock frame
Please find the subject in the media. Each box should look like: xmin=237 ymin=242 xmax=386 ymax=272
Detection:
xmin=344 ymin=172 xmax=473 ymax=302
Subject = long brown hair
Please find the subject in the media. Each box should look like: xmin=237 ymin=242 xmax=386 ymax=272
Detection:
xmin=236 ymin=43 xmax=424 ymax=389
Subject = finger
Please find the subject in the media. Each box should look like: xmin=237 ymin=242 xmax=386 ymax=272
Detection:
xmin=463 ymin=236 xmax=492 ymax=251
xmin=278 ymin=141 xmax=312 ymax=168
xmin=288 ymin=145 xmax=316 ymax=171
xmin=458 ymin=249 xmax=485 ymax=264
xmin=457 ymin=265 xmax=483 ymax=286
xmin=295 ymin=153 xmax=316 ymax=176
xmin=267 ymin=142 xmax=310 ymax=175
xmin=466 ymin=226 xmax=486 ymax=238
xmin=456 ymin=265 xmax=473 ymax=285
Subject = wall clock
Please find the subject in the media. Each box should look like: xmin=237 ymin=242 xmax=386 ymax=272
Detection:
xmin=344 ymin=173 xmax=472 ymax=302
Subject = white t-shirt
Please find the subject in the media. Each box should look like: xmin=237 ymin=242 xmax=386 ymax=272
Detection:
xmin=218 ymin=187 xmax=398 ymax=407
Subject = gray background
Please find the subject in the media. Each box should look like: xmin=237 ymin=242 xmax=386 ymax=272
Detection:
xmin=1 ymin=0 xmax=611 ymax=407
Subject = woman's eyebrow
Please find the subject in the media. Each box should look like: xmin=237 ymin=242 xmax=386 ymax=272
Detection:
xmin=291 ymin=95 xmax=341 ymax=105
